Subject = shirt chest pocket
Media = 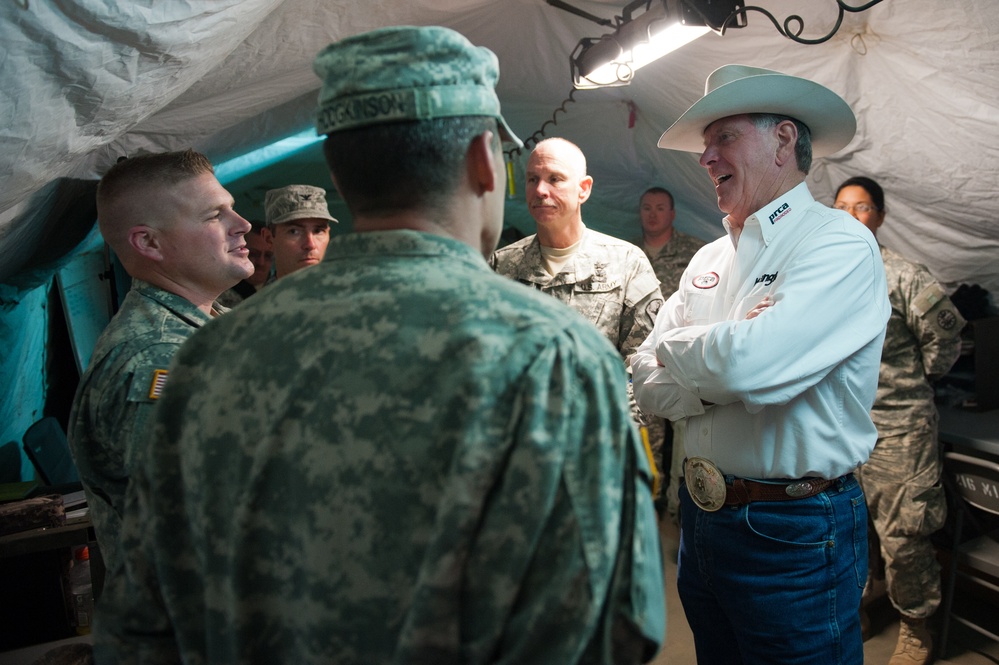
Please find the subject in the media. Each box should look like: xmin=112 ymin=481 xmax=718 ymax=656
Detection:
xmin=683 ymin=291 xmax=715 ymax=325
xmin=570 ymin=278 xmax=622 ymax=329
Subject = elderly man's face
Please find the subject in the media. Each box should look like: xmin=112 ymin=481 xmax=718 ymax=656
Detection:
xmin=699 ymin=114 xmax=784 ymax=226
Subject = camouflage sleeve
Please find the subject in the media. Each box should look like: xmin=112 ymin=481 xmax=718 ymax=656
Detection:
xmin=93 ymin=466 xmax=182 ymax=665
xmin=77 ymin=354 xmax=172 ymax=577
xmin=457 ymin=331 xmax=664 ymax=664
xmin=904 ymin=273 xmax=966 ymax=380
xmin=617 ymin=248 xmax=664 ymax=361
xmin=599 ymin=418 xmax=667 ymax=664
xmin=618 ymin=287 xmax=664 ymax=459
xmin=105 ymin=341 xmax=184 ymax=477
xmin=617 ymin=255 xmax=665 ymax=466
xmin=120 ymin=365 xmax=170 ymax=471
xmin=618 ymin=290 xmax=664 ymax=363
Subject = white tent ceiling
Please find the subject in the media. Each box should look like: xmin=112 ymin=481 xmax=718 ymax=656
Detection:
xmin=2 ymin=0 xmax=998 ymax=299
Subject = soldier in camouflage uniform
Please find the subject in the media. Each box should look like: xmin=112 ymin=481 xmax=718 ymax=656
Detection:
xmin=260 ymin=184 xmax=337 ymax=280
xmin=835 ymin=176 xmax=965 ymax=665
xmin=490 ymin=138 xmax=665 ymax=489
xmin=95 ymin=26 xmax=665 ymax=665
xmin=631 ymin=186 xmax=707 ymax=518
xmin=68 ymin=149 xmax=253 ymax=578
xmin=632 ymin=187 xmax=707 ymax=300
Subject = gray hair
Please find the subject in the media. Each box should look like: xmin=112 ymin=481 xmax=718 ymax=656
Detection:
xmin=749 ymin=113 xmax=812 ymax=175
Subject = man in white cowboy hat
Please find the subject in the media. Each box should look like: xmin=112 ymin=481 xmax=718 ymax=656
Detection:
xmin=632 ymin=64 xmax=890 ymax=664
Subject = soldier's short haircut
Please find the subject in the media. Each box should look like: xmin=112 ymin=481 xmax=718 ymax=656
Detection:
xmin=97 ymin=149 xmax=214 ymax=212
xmin=96 ymin=149 xmax=215 ymax=251
xmin=322 ymin=116 xmax=498 ymax=217
xmin=641 ymin=187 xmax=674 ymax=208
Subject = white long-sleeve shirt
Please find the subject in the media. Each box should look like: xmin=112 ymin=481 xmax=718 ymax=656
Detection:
xmin=632 ymin=182 xmax=890 ymax=480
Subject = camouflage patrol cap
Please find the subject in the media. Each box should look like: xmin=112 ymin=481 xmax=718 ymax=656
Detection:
xmin=312 ymin=25 xmax=523 ymax=147
xmin=264 ymin=185 xmax=338 ymax=226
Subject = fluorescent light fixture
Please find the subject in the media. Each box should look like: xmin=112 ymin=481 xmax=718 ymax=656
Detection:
xmin=577 ymin=24 xmax=711 ymax=88
xmin=568 ymin=0 xmax=745 ymax=89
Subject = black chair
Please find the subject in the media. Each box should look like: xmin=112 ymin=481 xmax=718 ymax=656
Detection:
xmin=0 ymin=441 xmax=23 ymax=484
xmin=938 ymin=450 xmax=999 ymax=658
xmin=21 ymin=417 xmax=81 ymax=489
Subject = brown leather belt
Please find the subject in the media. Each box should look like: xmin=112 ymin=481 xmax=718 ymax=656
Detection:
xmin=724 ymin=476 xmax=838 ymax=506
xmin=684 ymin=457 xmax=847 ymax=512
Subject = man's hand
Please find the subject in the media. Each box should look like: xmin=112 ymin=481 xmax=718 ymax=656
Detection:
xmin=745 ymin=295 xmax=774 ymax=320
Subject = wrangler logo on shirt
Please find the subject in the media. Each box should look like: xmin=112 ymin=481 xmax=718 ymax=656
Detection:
xmin=768 ymin=202 xmax=790 ymax=224
xmin=754 ymin=271 xmax=779 ymax=286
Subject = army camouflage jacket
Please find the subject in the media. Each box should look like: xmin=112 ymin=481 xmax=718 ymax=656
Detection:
xmin=873 ymin=246 xmax=965 ymax=434
xmin=95 ymin=231 xmax=665 ymax=665
xmin=632 ymin=229 xmax=707 ymax=300
xmin=68 ymin=279 xmax=220 ymax=575
xmin=490 ymin=227 xmax=663 ymax=362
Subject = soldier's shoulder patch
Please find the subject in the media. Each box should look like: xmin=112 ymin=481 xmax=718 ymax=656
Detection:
xmin=935 ymin=307 xmax=962 ymax=336
xmin=911 ymin=283 xmax=946 ymax=318
xmin=646 ymin=298 xmax=662 ymax=320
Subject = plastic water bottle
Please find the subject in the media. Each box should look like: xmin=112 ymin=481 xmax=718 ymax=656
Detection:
xmin=69 ymin=545 xmax=94 ymax=635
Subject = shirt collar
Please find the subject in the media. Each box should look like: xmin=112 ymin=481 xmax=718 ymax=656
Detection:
xmin=727 ymin=181 xmax=814 ymax=247
xmin=131 ymin=279 xmax=215 ymax=327
xmin=327 ymin=229 xmax=489 ymax=269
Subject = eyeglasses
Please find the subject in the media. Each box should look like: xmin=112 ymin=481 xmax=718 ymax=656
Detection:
xmin=834 ymin=202 xmax=878 ymax=214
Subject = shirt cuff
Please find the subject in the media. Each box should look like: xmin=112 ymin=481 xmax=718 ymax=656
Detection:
xmin=632 ymin=356 xmax=705 ymax=421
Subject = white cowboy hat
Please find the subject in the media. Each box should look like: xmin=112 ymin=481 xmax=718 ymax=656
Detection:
xmin=657 ymin=64 xmax=856 ymax=158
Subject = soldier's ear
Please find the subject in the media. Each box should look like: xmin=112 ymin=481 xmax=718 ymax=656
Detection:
xmin=467 ymin=130 xmax=499 ymax=195
xmin=578 ymin=175 xmax=593 ymax=204
xmin=128 ymin=225 xmax=164 ymax=261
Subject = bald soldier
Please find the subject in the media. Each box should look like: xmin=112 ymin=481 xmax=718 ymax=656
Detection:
xmin=68 ymin=149 xmax=253 ymax=576
xmin=491 ymin=137 xmax=665 ymax=475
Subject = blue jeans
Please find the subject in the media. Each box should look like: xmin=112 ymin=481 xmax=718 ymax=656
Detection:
xmin=677 ymin=474 xmax=867 ymax=665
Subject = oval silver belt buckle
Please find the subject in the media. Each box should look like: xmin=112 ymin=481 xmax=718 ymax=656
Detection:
xmin=684 ymin=457 xmax=727 ymax=512
xmin=785 ymin=480 xmax=814 ymax=498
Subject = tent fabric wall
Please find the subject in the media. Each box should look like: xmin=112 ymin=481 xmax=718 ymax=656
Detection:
xmin=2 ymin=0 xmax=996 ymax=293
xmin=0 ymin=283 xmax=51 ymax=482
xmin=1 ymin=0 xmax=998 ymax=481
xmin=0 ymin=228 xmax=106 ymax=482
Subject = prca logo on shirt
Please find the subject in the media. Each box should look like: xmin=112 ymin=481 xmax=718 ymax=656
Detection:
xmin=768 ymin=202 xmax=790 ymax=225
xmin=692 ymin=272 xmax=719 ymax=289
